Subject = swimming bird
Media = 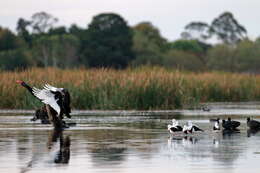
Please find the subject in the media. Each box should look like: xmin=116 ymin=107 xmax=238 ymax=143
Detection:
xmin=202 ymin=106 xmax=210 ymax=112
xmin=167 ymin=119 xmax=183 ymax=133
xmin=247 ymin=117 xmax=260 ymax=130
xmin=213 ymin=118 xmax=220 ymax=131
xmin=16 ymin=81 xmax=71 ymax=119
xmin=183 ymin=121 xmax=203 ymax=134
xmin=222 ymin=117 xmax=240 ymax=130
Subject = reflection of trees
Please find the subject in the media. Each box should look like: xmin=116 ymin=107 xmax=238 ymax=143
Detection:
xmin=91 ymin=147 xmax=126 ymax=164
xmin=85 ymin=129 xmax=127 ymax=166
xmin=84 ymin=128 xmax=162 ymax=166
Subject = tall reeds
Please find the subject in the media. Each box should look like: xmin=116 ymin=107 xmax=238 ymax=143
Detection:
xmin=1 ymin=67 xmax=260 ymax=110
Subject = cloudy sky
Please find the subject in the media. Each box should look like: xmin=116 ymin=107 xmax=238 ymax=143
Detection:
xmin=0 ymin=0 xmax=259 ymax=41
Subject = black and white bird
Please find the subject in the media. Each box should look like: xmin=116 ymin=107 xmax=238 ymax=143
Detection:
xmin=213 ymin=118 xmax=220 ymax=131
xmin=183 ymin=121 xmax=203 ymax=134
xmin=247 ymin=117 xmax=260 ymax=130
xmin=16 ymin=80 xmax=71 ymax=119
xmin=167 ymin=119 xmax=183 ymax=133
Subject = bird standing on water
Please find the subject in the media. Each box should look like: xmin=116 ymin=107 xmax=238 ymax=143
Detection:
xmin=16 ymin=81 xmax=71 ymax=120
xmin=183 ymin=121 xmax=203 ymax=134
xmin=168 ymin=119 xmax=183 ymax=133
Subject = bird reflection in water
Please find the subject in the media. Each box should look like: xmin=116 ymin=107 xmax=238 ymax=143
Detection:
xmin=168 ymin=135 xmax=198 ymax=149
xmin=48 ymin=129 xmax=71 ymax=164
xmin=20 ymin=130 xmax=71 ymax=173
xmin=247 ymin=129 xmax=260 ymax=137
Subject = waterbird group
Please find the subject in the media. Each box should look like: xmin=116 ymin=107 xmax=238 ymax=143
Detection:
xmin=168 ymin=117 xmax=260 ymax=134
xmin=168 ymin=119 xmax=203 ymax=134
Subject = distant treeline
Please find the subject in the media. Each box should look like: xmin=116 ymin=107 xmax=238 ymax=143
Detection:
xmin=0 ymin=11 xmax=260 ymax=72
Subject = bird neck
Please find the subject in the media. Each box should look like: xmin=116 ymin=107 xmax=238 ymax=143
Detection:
xmin=21 ymin=82 xmax=33 ymax=95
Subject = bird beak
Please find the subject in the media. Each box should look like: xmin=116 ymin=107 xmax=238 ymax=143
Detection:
xmin=16 ymin=80 xmax=23 ymax=84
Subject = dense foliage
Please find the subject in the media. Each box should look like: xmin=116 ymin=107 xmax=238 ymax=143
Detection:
xmin=0 ymin=11 xmax=259 ymax=73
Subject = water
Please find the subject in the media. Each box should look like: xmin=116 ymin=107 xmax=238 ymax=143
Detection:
xmin=1 ymin=104 xmax=260 ymax=172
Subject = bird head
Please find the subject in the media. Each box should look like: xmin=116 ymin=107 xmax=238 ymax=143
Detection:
xmin=16 ymin=80 xmax=25 ymax=86
xmin=247 ymin=117 xmax=250 ymax=122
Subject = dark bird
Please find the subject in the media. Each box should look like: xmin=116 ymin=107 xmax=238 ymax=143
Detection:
xmin=202 ymin=106 xmax=210 ymax=112
xmin=222 ymin=117 xmax=240 ymax=130
xmin=16 ymin=80 xmax=71 ymax=119
xmin=247 ymin=117 xmax=260 ymax=130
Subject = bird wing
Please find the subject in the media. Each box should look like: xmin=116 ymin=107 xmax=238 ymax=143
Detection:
xmin=43 ymin=83 xmax=62 ymax=92
xmin=193 ymin=125 xmax=203 ymax=132
xmin=32 ymin=87 xmax=60 ymax=115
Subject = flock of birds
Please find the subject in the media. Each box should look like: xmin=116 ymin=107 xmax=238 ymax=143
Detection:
xmin=168 ymin=117 xmax=260 ymax=134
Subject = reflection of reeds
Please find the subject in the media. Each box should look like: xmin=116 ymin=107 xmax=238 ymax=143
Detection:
xmin=1 ymin=67 xmax=260 ymax=110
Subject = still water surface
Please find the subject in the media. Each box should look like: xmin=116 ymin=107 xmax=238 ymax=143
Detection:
xmin=0 ymin=110 xmax=260 ymax=173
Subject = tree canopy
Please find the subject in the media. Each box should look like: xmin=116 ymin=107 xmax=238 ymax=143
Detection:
xmin=82 ymin=13 xmax=134 ymax=68
xmin=0 ymin=11 xmax=259 ymax=73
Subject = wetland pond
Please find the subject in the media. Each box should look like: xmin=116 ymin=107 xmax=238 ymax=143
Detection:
xmin=1 ymin=102 xmax=260 ymax=173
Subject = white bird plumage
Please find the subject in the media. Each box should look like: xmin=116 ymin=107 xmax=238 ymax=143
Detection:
xmin=32 ymin=86 xmax=61 ymax=115
xmin=43 ymin=83 xmax=63 ymax=92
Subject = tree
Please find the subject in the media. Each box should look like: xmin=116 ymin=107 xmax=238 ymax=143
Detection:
xmin=16 ymin=18 xmax=32 ymax=46
xmin=82 ymin=13 xmax=134 ymax=68
xmin=134 ymin=22 xmax=168 ymax=51
xmin=31 ymin=12 xmax=58 ymax=34
xmin=0 ymin=49 xmax=29 ymax=71
xmin=181 ymin=22 xmax=210 ymax=42
xmin=163 ymin=50 xmax=204 ymax=71
xmin=131 ymin=22 xmax=167 ymax=66
xmin=48 ymin=26 xmax=67 ymax=35
xmin=207 ymin=44 xmax=237 ymax=71
xmin=33 ymin=34 xmax=80 ymax=67
xmin=0 ymin=27 xmax=22 ymax=51
xmin=168 ymin=39 xmax=211 ymax=67
xmin=210 ymin=12 xmax=247 ymax=45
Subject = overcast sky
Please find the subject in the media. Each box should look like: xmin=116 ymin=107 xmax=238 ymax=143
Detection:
xmin=0 ymin=0 xmax=259 ymax=41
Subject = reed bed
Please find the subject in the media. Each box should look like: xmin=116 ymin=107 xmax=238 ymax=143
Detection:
xmin=1 ymin=67 xmax=260 ymax=110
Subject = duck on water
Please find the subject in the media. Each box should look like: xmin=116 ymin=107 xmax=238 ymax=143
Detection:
xmin=16 ymin=80 xmax=73 ymax=129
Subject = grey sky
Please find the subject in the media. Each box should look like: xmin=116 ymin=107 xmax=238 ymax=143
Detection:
xmin=0 ymin=0 xmax=259 ymax=41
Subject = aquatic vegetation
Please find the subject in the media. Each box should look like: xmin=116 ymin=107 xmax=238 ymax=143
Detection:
xmin=1 ymin=67 xmax=260 ymax=110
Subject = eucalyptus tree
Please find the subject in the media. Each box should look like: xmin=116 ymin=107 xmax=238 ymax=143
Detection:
xmin=210 ymin=12 xmax=247 ymax=45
